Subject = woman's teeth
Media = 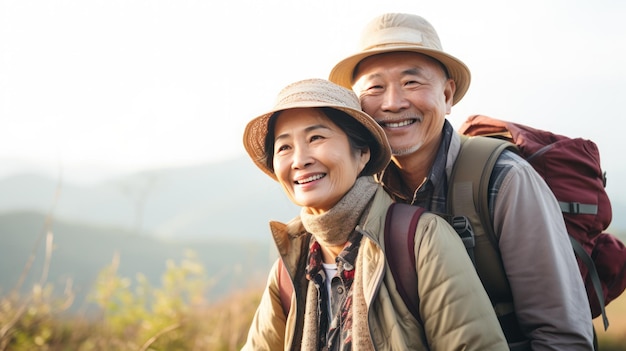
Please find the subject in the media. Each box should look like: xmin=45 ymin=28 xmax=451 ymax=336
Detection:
xmin=296 ymin=174 xmax=325 ymax=184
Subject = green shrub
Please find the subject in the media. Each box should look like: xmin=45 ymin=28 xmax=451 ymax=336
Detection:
xmin=0 ymin=249 xmax=262 ymax=350
xmin=0 ymin=281 xmax=75 ymax=350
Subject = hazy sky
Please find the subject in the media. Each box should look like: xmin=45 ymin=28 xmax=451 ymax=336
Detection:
xmin=1 ymin=0 xmax=625 ymax=198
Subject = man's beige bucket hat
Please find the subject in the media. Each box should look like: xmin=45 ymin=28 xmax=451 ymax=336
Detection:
xmin=329 ymin=13 xmax=471 ymax=105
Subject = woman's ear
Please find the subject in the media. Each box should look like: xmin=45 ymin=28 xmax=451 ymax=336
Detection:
xmin=357 ymin=147 xmax=371 ymax=174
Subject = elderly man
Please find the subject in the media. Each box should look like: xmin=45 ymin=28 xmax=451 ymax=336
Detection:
xmin=329 ymin=13 xmax=594 ymax=350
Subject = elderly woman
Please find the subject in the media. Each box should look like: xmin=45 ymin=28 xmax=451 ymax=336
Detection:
xmin=241 ymin=78 xmax=506 ymax=351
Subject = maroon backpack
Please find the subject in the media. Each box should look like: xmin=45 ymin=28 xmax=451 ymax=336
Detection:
xmin=457 ymin=115 xmax=626 ymax=327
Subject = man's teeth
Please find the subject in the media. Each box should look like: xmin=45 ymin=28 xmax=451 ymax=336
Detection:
xmin=384 ymin=119 xmax=414 ymax=128
xmin=297 ymin=174 xmax=325 ymax=184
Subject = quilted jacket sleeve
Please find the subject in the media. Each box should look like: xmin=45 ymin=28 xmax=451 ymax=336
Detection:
xmin=415 ymin=213 xmax=508 ymax=351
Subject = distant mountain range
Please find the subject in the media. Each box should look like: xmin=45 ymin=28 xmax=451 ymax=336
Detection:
xmin=0 ymin=156 xmax=301 ymax=242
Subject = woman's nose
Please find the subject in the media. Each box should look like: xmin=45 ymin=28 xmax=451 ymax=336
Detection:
xmin=291 ymin=145 xmax=313 ymax=169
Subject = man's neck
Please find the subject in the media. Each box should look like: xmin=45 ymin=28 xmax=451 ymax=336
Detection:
xmin=391 ymin=142 xmax=439 ymax=193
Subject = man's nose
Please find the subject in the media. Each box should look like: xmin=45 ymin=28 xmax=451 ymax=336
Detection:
xmin=381 ymin=85 xmax=410 ymax=112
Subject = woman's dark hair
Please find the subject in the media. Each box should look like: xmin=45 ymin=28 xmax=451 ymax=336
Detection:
xmin=263 ymin=107 xmax=380 ymax=176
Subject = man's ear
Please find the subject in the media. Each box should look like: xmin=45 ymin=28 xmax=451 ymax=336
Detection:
xmin=444 ymin=78 xmax=456 ymax=115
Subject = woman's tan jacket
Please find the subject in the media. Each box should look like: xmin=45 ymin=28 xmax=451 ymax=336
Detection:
xmin=242 ymin=186 xmax=507 ymax=351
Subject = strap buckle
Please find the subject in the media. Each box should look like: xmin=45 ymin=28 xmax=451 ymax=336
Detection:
xmin=452 ymin=216 xmax=476 ymax=264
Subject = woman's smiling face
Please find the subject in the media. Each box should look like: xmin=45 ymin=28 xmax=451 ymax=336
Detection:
xmin=272 ymin=108 xmax=370 ymax=214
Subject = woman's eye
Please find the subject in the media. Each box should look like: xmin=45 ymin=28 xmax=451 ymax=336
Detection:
xmin=310 ymin=135 xmax=324 ymax=142
xmin=275 ymin=144 xmax=290 ymax=153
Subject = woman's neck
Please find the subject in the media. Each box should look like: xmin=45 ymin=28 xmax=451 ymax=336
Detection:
xmin=319 ymin=243 xmax=346 ymax=264
xmin=300 ymin=177 xmax=378 ymax=257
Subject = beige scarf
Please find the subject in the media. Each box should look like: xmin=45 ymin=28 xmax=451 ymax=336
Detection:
xmin=299 ymin=177 xmax=377 ymax=351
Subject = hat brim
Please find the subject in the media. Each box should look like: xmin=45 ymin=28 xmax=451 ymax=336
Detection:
xmin=329 ymin=46 xmax=471 ymax=106
xmin=243 ymin=102 xmax=391 ymax=181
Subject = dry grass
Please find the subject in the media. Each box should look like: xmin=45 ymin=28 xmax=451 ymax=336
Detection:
xmin=594 ymin=292 xmax=626 ymax=350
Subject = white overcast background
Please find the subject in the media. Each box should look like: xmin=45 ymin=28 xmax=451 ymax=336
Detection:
xmin=1 ymin=0 xmax=625 ymax=201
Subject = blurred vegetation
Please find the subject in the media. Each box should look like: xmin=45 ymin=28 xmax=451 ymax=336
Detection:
xmin=0 ymin=248 xmax=262 ymax=351
xmin=595 ymin=292 xmax=626 ymax=351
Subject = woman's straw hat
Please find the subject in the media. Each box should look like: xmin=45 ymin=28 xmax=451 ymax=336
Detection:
xmin=243 ymin=78 xmax=391 ymax=180
xmin=329 ymin=13 xmax=471 ymax=105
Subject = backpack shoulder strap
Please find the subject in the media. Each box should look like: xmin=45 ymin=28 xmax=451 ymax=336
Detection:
xmin=384 ymin=202 xmax=426 ymax=323
xmin=449 ymin=135 xmax=530 ymax=344
xmin=448 ymin=135 xmax=512 ymax=292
